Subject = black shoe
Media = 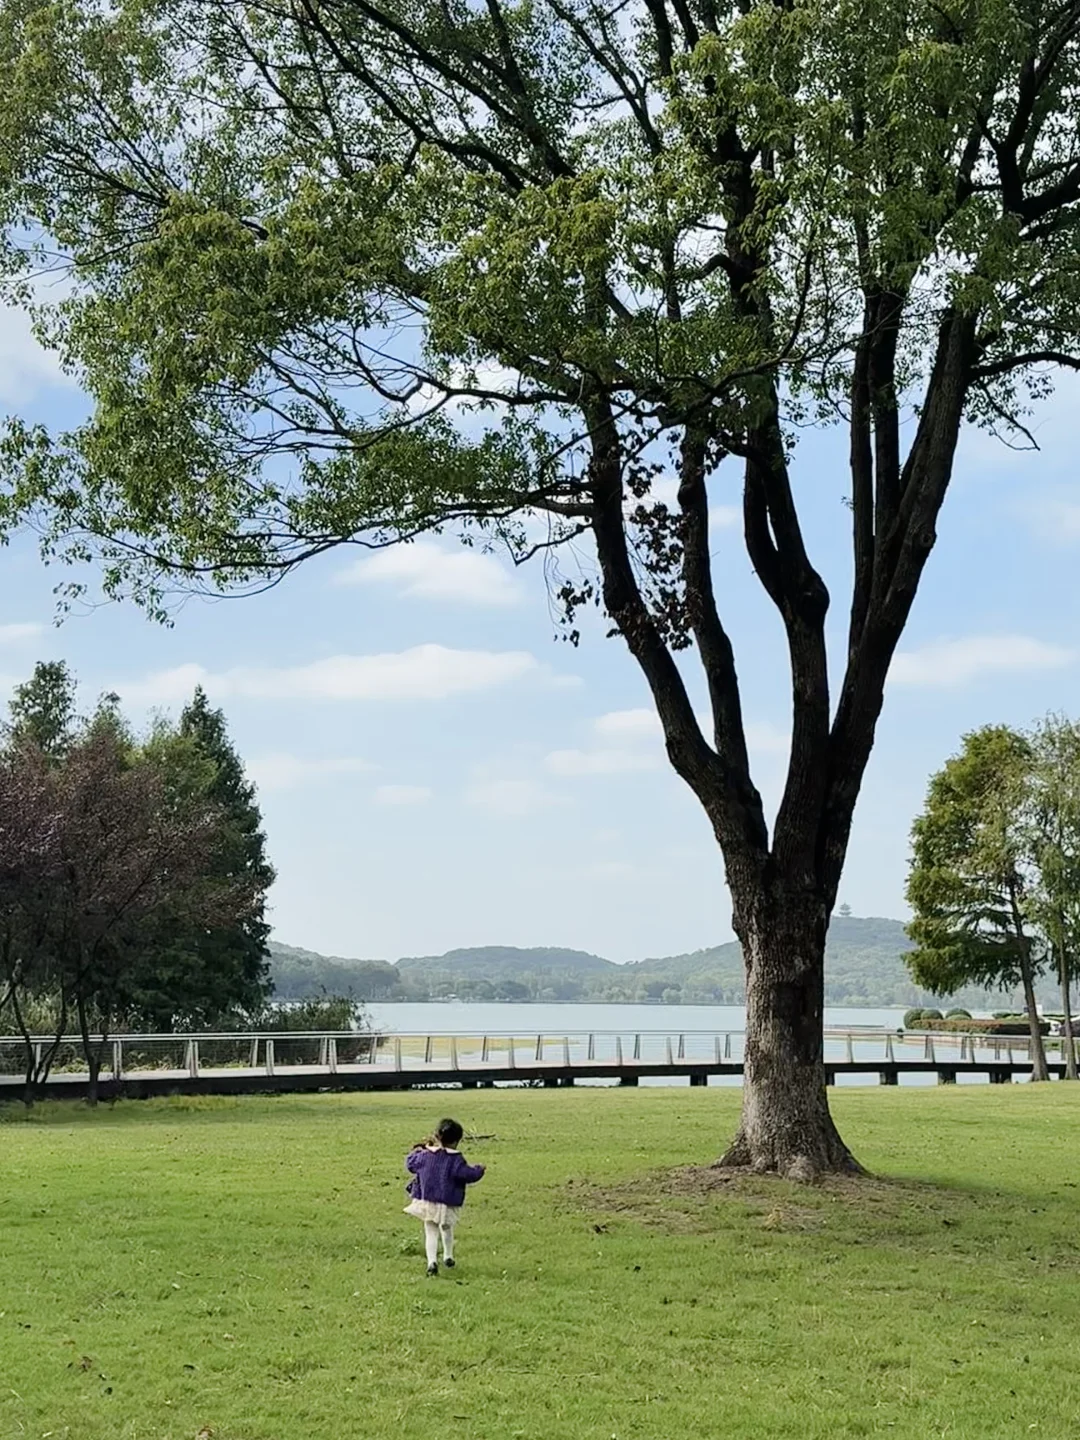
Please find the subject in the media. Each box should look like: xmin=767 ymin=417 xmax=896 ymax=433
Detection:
xmin=426 ymin=1263 xmax=438 ymax=1277
xmin=444 ymin=1258 xmax=455 ymax=1269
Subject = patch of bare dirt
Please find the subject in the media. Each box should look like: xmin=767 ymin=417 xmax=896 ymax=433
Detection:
xmin=569 ymin=1164 xmax=964 ymax=1236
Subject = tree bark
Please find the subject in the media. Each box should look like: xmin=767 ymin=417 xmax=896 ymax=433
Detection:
xmin=76 ymin=992 xmax=104 ymax=1107
xmin=716 ymin=896 xmax=863 ymax=1180
xmin=1018 ymin=949 xmax=1050 ymax=1082
xmin=1058 ymin=945 xmax=1076 ymax=1080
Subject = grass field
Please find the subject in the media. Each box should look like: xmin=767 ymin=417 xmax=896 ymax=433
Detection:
xmin=3 ymin=1085 xmax=1080 ymax=1440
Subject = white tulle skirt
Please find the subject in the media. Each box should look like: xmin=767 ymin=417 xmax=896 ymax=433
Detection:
xmin=405 ymin=1199 xmax=462 ymax=1226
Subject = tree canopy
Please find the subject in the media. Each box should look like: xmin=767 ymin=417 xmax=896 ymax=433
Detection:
xmin=5 ymin=0 xmax=1080 ymax=1169
xmin=0 ymin=663 xmax=274 ymax=1100
xmin=905 ymin=720 xmax=1080 ymax=1080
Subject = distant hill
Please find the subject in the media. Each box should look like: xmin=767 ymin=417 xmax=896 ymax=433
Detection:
xmin=397 ymin=945 xmax=612 ymax=979
xmin=268 ymin=916 xmax=1042 ymax=1008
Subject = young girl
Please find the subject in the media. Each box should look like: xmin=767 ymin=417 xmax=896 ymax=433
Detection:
xmin=405 ymin=1118 xmax=485 ymax=1276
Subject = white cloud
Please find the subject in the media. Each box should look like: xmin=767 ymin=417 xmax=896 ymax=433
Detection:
xmin=546 ymin=707 xmax=663 ymax=777
xmin=745 ymin=721 xmax=790 ymax=757
xmin=546 ymin=746 xmax=660 ymax=776
xmin=247 ymin=753 xmax=374 ymax=793
xmin=337 ymin=540 xmax=521 ymax=607
xmin=594 ymin=707 xmax=662 ymax=740
xmin=0 ymin=622 xmax=44 ymax=645
xmin=1027 ymin=497 xmax=1080 ymax=545
xmin=119 ymin=644 xmax=542 ymax=706
xmin=465 ymin=778 xmax=566 ymax=816
xmin=405 ymin=359 xmax=525 ymax=413
xmin=375 ymin=784 xmax=433 ymax=806
xmin=0 ymin=303 xmax=74 ymax=406
xmin=590 ymin=706 xmax=786 ymax=760
xmin=710 ymin=504 xmax=740 ymax=530
xmin=890 ymin=635 xmax=1073 ymax=689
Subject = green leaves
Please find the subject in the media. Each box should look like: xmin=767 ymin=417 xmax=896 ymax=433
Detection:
xmin=905 ymin=717 xmax=1080 ymax=1006
xmin=905 ymin=725 xmax=1035 ymax=995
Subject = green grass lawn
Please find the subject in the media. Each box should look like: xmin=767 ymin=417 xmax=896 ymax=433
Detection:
xmin=3 ymin=1085 xmax=1080 ymax=1440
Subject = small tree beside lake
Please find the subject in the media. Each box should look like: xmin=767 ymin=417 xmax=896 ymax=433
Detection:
xmin=906 ymin=720 xmax=1080 ymax=1080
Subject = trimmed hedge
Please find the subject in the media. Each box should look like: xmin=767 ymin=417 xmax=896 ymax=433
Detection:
xmin=920 ymin=1017 xmax=1050 ymax=1036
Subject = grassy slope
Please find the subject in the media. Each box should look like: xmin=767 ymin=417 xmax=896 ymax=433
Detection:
xmin=2 ymin=1086 xmax=1080 ymax=1440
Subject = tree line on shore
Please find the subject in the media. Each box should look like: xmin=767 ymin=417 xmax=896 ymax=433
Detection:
xmin=269 ymin=916 xmax=1043 ymax=1011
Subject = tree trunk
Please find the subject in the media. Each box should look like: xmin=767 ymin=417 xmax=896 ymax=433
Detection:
xmin=76 ymin=992 xmax=102 ymax=1107
xmin=1059 ymin=948 xmax=1076 ymax=1081
xmin=715 ymin=898 xmax=862 ymax=1180
xmin=1018 ymin=951 xmax=1050 ymax=1082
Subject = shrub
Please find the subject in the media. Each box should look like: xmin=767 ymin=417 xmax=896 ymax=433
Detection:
xmin=902 ymin=1008 xmax=925 ymax=1027
xmin=920 ymin=1008 xmax=944 ymax=1022
xmin=922 ymin=1017 xmax=1050 ymax=1036
xmin=945 ymin=1008 xmax=972 ymax=1019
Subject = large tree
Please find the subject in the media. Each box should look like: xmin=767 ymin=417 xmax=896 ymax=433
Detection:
xmin=4 ymin=0 xmax=1080 ymax=1171
xmin=905 ymin=725 xmax=1050 ymax=1080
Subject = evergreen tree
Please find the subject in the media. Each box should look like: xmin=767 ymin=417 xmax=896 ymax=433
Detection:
xmin=165 ymin=687 xmax=274 ymax=1025
xmin=7 ymin=661 xmax=77 ymax=758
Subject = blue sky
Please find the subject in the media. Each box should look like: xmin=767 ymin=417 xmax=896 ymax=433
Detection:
xmin=2 ymin=304 xmax=1080 ymax=963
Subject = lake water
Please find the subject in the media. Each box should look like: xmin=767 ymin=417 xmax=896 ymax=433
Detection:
xmin=366 ymin=999 xmax=909 ymax=1034
xmin=362 ymin=999 xmax=1006 ymax=1086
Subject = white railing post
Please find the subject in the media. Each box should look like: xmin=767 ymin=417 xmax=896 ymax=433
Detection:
xmin=112 ymin=1039 xmax=123 ymax=1080
xmin=394 ymin=1038 xmax=402 ymax=1071
xmin=265 ymin=1039 xmax=275 ymax=1076
xmin=677 ymin=1034 xmax=685 ymax=1060
xmin=563 ymin=1037 xmax=571 ymax=1066
xmin=535 ymin=1035 xmax=543 ymax=1062
xmin=424 ymin=1036 xmax=433 ymax=1064
xmin=885 ymin=1034 xmax=894 ymax=1062
xmin=587 ymin=1033 xmax=595 ymax=1061
xmin=481 ymin=1036 xmax=489 ymax=1062
xmin=508 ymin=1037 xmax=516 ymax=1069
xmin=249 ymin=1037 xmax=259 ymax=1069
xmin=450 ymin=1037 xmax=459 ymax=1071
xmin=724 ymin=1033 xmax=732 ymax=1059
xmin=846 ymin=1033 xmax=854 ymax=1063
xmin=665 ymin=1036 xmax=673 ymax=1066
xmin=616 ymin=1035 xmax=624 ymax=1065
xmin=715 ymin=1035 xmax=722 ymax=1063
xmin=633 ymin=1034 xmax=641 ymax=1060
xmin=328 ymin=1037 xmax=338 ymax=1074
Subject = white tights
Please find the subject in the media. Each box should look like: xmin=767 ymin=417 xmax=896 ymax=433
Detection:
xmin=423 ymin=1220 xmax=454 ymax=1265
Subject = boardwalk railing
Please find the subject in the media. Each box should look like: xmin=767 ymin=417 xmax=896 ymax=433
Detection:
xmin=0 ymin=1025 xmax=1072 ymax=1097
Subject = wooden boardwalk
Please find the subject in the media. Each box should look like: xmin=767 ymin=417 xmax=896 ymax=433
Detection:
xmin=0 ymin=1028 xmax=1070 ymax=1100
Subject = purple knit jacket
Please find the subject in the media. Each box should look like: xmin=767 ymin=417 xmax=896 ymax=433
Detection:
xmin=405 ymin=1146 xmax=485 ymax=1207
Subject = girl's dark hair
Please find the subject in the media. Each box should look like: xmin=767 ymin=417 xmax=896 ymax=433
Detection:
xmin=436 ymin=1118 xmax=464 ymax=1148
